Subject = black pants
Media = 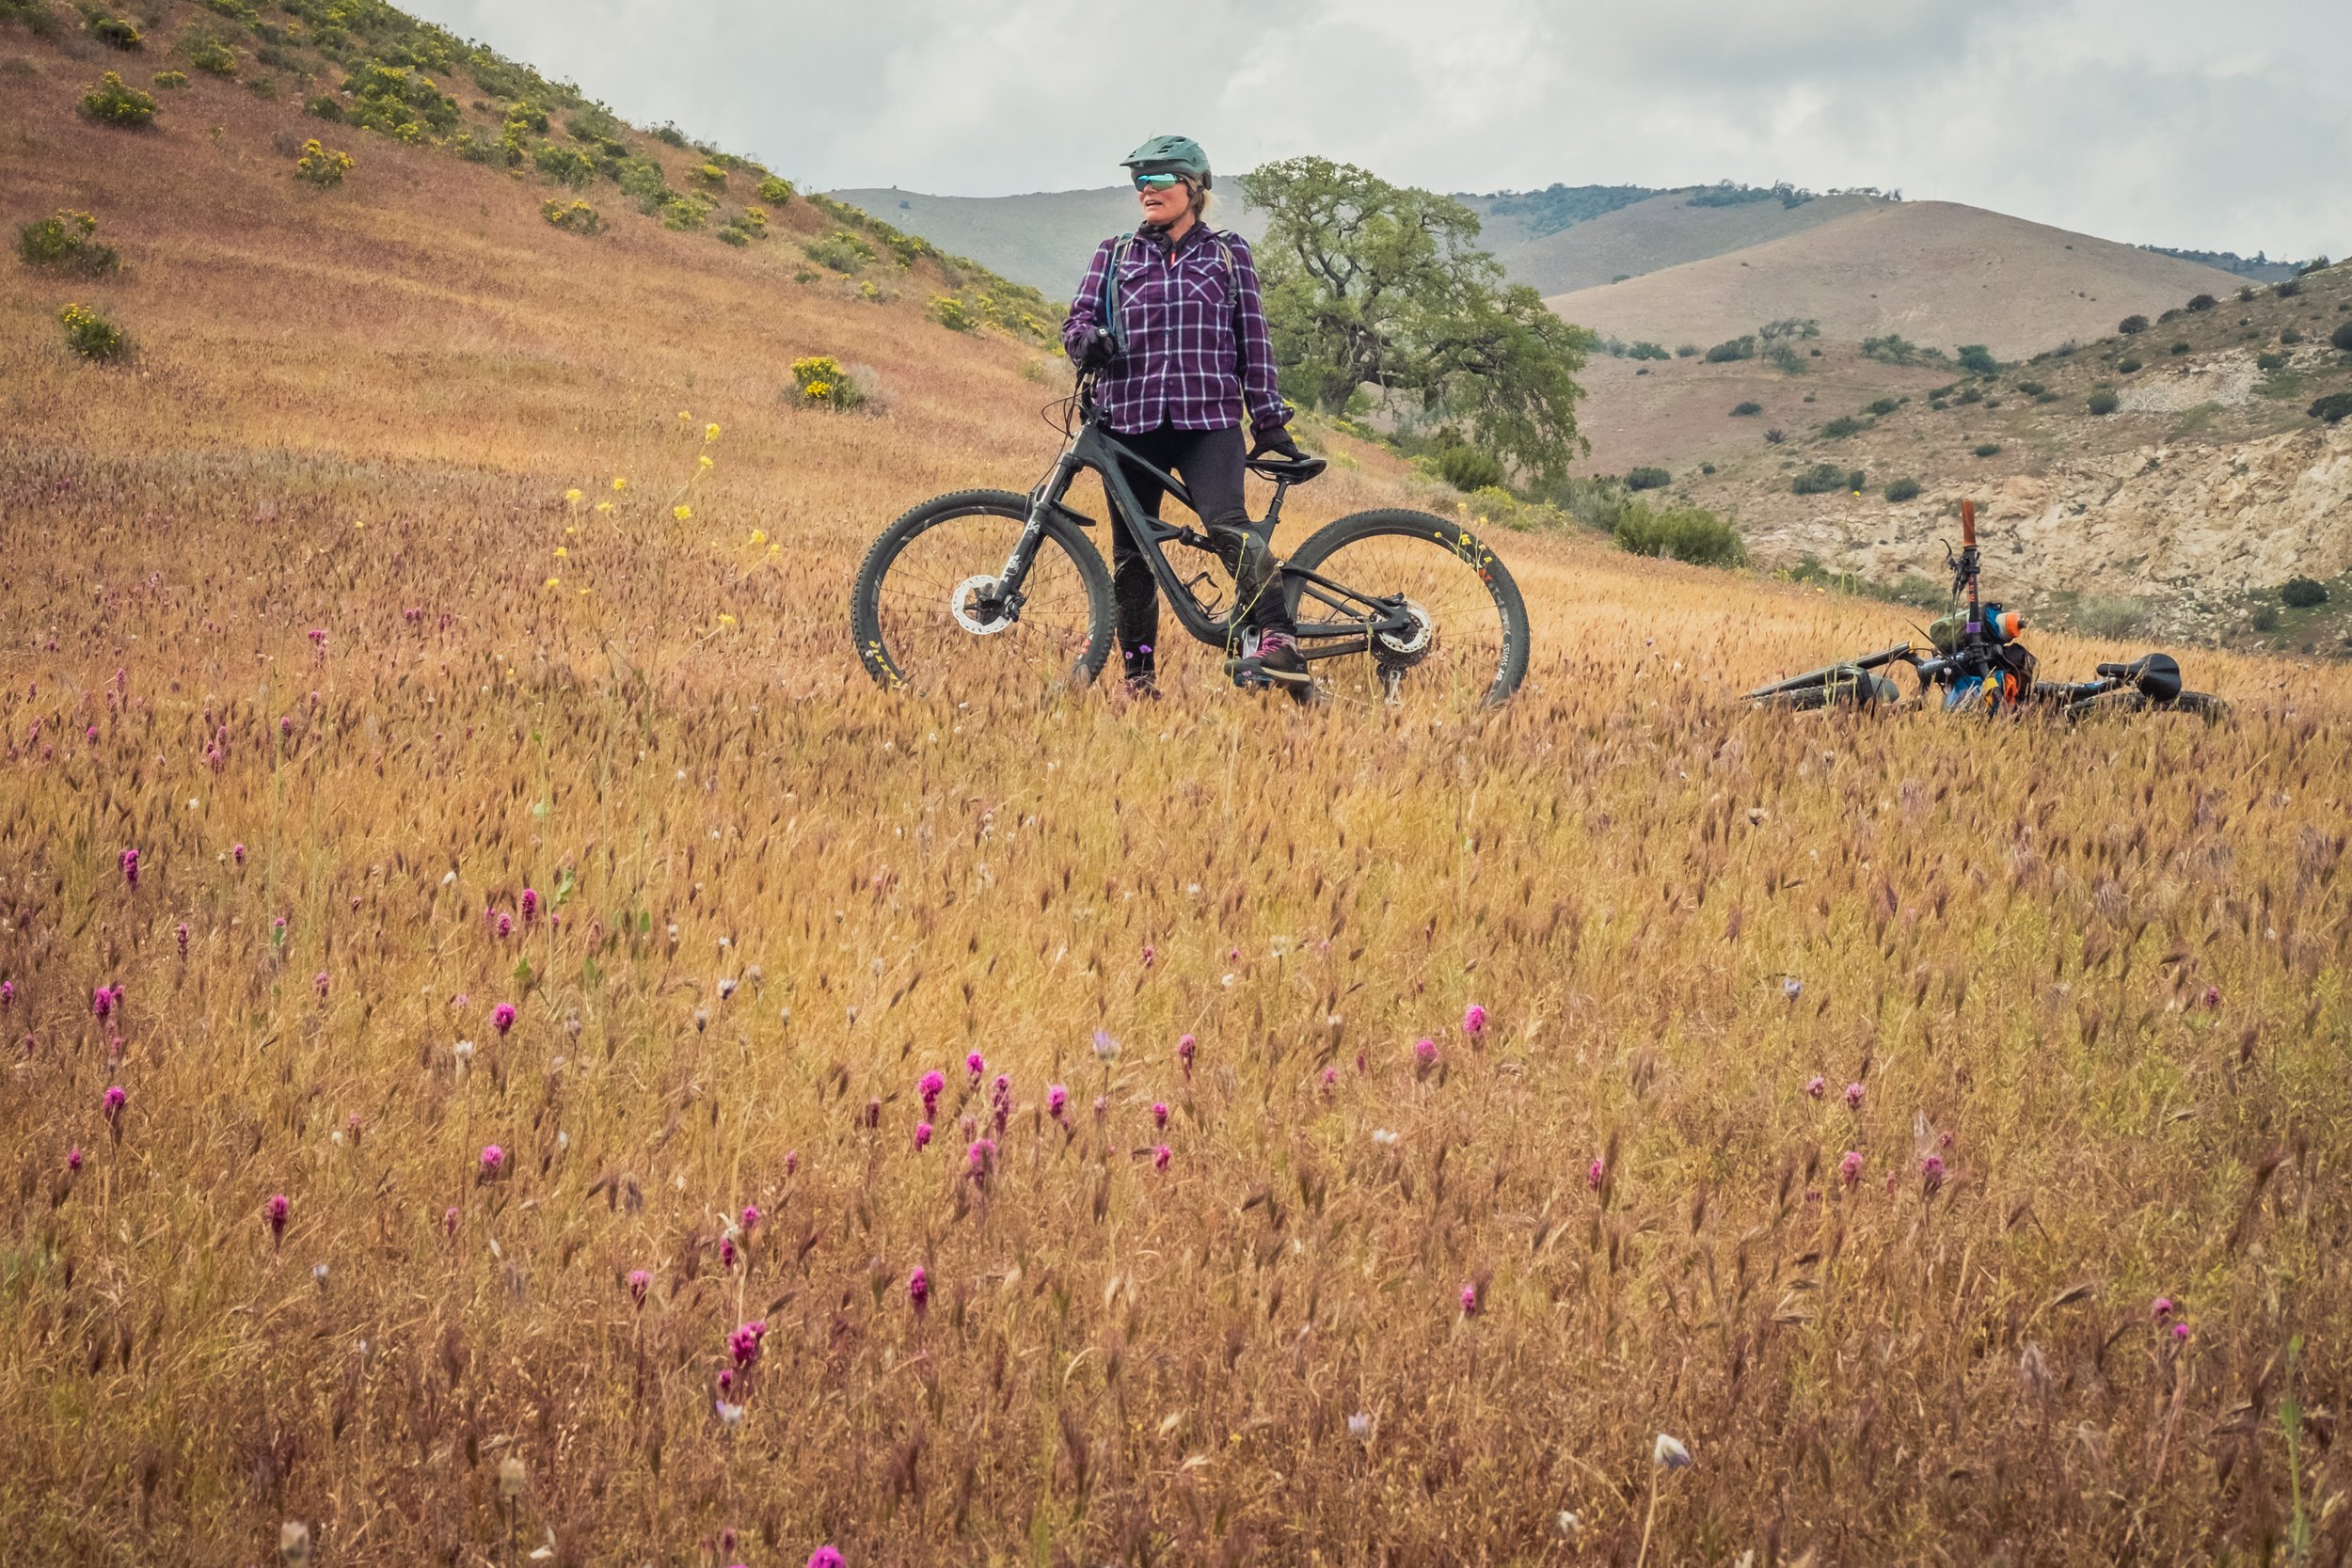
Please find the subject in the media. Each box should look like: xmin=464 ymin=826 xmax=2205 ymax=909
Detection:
xmin=1106 ymin=423 xmax=1293 ymax=672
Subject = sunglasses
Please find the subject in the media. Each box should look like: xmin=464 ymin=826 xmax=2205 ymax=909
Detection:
xmin=1133 ymin=172 xmax=1185 ymax=192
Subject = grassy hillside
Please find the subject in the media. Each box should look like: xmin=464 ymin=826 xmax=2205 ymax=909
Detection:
xmin=1549 ymin=200 xmax=2247 ymax=360
xmin=829 ymin=185 xmax=1270 ymax=296
xmin=9 ymin=6 xmax=2352 ymax=1567
xmin=1500 ymin=189 xmax=1887 ymax=297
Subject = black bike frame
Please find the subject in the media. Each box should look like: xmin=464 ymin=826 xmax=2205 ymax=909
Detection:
xmin=996 ymin=401 xmax=1420 ymax=657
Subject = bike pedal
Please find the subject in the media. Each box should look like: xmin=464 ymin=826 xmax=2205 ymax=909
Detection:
xmin=1223 ymin=657 xmax=1272 ymax=690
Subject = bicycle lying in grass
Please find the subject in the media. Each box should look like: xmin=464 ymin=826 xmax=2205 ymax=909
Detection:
xmin=1746 ymin=500 xmax=2228 ymax=721
xmin=850 ymin=371 xmax=1530 ymax=709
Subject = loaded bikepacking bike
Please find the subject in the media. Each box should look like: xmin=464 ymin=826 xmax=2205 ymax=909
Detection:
xmin=850 ymin=370 xmax=1531 ymax=710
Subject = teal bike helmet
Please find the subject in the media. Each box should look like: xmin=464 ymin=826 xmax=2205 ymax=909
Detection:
xmin=1121 ymin=134 xmax=1212 ymax=189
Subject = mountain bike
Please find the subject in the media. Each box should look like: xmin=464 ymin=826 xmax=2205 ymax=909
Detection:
xmin=850 ymin=372 xmax=1531 ymax=709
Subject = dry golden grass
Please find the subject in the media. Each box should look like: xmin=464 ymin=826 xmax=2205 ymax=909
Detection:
xmin=7 ymin=11 xmax=2352 ymax=1567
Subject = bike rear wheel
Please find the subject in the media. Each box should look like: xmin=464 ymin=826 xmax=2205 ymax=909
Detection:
xmin=1282 ymin=509 xmax=1531 ymax=710
xmin=851 ymin=490 xmax=1115 ymax=699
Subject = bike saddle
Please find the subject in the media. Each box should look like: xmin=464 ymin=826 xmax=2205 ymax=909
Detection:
xmin=1245 ymin=454 xmax=1328 ymax=482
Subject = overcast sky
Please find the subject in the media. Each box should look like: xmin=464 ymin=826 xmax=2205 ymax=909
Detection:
xmin=406 ymin=0 xmax=2348 ymax=260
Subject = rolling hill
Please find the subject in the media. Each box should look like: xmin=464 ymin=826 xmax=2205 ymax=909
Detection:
xmin=1546 ymin=199 xmax=2246 ymax=359
xmin=1493 ymin=189 xmax=1887 ymax=297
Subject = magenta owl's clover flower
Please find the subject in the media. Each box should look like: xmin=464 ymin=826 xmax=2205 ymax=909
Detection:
xmin=520 ymin=888 xmax=538 ymax=923
xmin=914 ymin=1120 xmax=932 ymax=1151
xmin=864 ymin=1096 xmax=882 ymax=1129
xmin=2152 ymin=1295 xmax=2175 ymax=1322
xmin=1920 ymin=1153 xmax=1946 ymax=1195
xmin=720 ymin=1236 xmax=739 ymax=1270
xmin=1839 ymin=1150 xmax=1864 ymax=1186
xmin=266 ymin=1193 xmax=289 ymax=1244
xmin=1152 ymin=1144 xmax=1170 ymax=1172
xmin=628 ymin=1268 xmax=651 ymax=1307
xmin=0 ymin=979 xmax=11 ymax=1006
xmin=479 ymin=1144 xmax=504 ymax=1178
xmin=1844 ymin=1082 xmax=1866 ymax=1111
xmin=1178 ymin=1033 xmax=1197 ymax=1077
xmin=1586 ymin=1157 xmax=1605 ymax=1191
xmin=492 ymin=1003 xmax=516 ymax=1036
xmin=1152 ymin=1101 xmax=1168 ymax=1129
xmin=443 ymin=1205 xmax=460 ymax=1238
xmin=119 ymin=847 xmax=139 ymax=888
xmin=494 ymin=911 xmax=513 ymax=940
xmin=965 ymin=1051 xmax=985 ymax=1082
xmin=1462 ymin=1004 xmax=1486 ymax=1037
xmin=2171 ymin=1322 xmax=2191 ymax=1342
xmin=232 ymin=842 xmax=246 ymax=864
xmin=784 ymin=1148 xmax=799 ymax=1177
xmin=67 ymin=1146 xmax=85 ymax=1173
xmin=175 ymin=923 xmax=189 ymax=958
xmin=1805 ymin=1075 xmax=1826 ymax=1100
xmin=1140 ymin=942 xmax=1155 ymax=968
xmin=807 ymin=1548 xmax=846 ymax=1568
xmin=740 ymin=1204 xmax=761 ymax=1233
xmin=1321 ymin=1067 xmax=1337 ymax=1093
xmin=92 ymin=986 xmax=113 ymax=1022
xmin=313 ymin=971 xmax=329 ymax=999
xmin=1414 ymin=1037 xmax=1438 ymax=1077
xmin=1460 ymin=1282 xmax=1480 ymax=1317
xmin=2201 ymin=985 xmax=2220 ymax=1010
xmin=908 ymin=1265 xmax=929 ymax=1315
xmin=1048 ymin=1084 xmax=1068 ymax=1122
xmin=727 ymin=1320 xmax=768 ymax=1370
xmin=103 ymin=1084 xmax=127 ymax=1119
xmin=918 ymin=1069 xmax=945 ymax=1116
xmin=966 ymin=1137 xmax=997 ymax=1184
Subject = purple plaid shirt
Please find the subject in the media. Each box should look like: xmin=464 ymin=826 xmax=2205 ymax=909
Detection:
xmin=1064 ymin=223 xmax=1289 ymax=437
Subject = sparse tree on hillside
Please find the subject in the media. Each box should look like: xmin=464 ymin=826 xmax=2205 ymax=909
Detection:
xmin=2118 ymin=314 xmax=2149 ymax=335
xmin=1246 ymin=156 xmax=1592 ymax=483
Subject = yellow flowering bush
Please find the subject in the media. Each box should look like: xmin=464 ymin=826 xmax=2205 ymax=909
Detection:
xmin=78 ymin=71 xmax=158 ymax=127
xmin=188 ymin=35 xmax=237 ymax=74
xmin=152 ymin=70 xmax=188 ymax=88
xmin=789 ymin=355 xmax=863 ymax=412
xmin=931 ymin=294 xmax=974 ymax=332
xmin=541 ymin=198 xmax=601 ymax=235
xmin=59 ymin=302 xmax=127 ymax=361
xmin=755 ymin=175 xmax=795 ymax=205
xmin=18 ymin=210 xmax=118 ymax=275
xmin=294 ymin=138 xmax=355 ymax=187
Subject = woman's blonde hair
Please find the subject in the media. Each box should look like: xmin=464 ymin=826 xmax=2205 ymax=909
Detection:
xmin=1189 ymin=179 xmax=1215 ymax=223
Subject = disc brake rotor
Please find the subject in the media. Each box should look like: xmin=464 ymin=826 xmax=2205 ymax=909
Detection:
xmin=1375 ymin=601 xmax=1435 ymax=660
xmin=950 ymin=576 xmax=1014 ymax=636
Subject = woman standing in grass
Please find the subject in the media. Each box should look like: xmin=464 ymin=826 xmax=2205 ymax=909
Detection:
xmin=1063 ymin=135 xmax=1310 ymax=701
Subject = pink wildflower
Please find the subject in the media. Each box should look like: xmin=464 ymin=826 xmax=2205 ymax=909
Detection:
xmin=1140 ymin=943 xmax=1155 ymax=967
xmin=865 ymin=1096 xmax=882 ymax=1129
xmin=914 ymin=1120 xmax=932 ymax=1151
xmin=1920 ymin=1153 xmax=1945 ymax=1195
xmin=1462 ymin=1003 xmax=1486 ymax=1037
xmin=1414 ymin=1037 xmax=1438 ymax=1076
xmin=2171 ymin=1322 xmax=2190 ymax=1342
xmin=808 ymin=1549 xmax=845 ymax=1568
xmin=1805 ymin=1075 xmax=1826 ymax=1100
xmin=266 ymin=1193 xmax=289 ymax=1244
xmin=1460 ymin=1282 xmax=1479 ymax=1317
xmin=2152 ymin=1296 xmax=2175 ymax=1322
xmin=720 ymin=1236 xmax=738 ymax=1270
xmin=1152 ymin=1101 xmax=1168 ymax=1128
xmin=740 ymin=1204 xmax=761 ymax=1233
xmin=67 ymin=1147 xmax=84 ymax=1172
xmin=628 ymin=1269 xmax=651 ymax=1307
xmin=232 ymin=842 xmax=246 ymax=864
xmin=727 ymin=1320 xmax=767 ymax=1370
xmin=443 ymin=1205 xmax=460 ymax=1238
xmin=908 ymin=1265 xmax=929 ymax=1314
xmin=103 ymin=1084 xmax=126 ymax=1121
xmin=1844 ymin=1082 xmax=1865 ymax=1111
xmin=313 ymin=971 xmax=329 ymax=999
xmin=966 ymin=1137 xmax=997 ymax=1184
xmin=520 ymin=888 xmax=538 ymax=923
xmin=479 ymin=1144 xmax=504 ymax=1178
xmin=965 ymin=1051 xmax=984 ymax=1082
xmin=119 ymin=847 xmax=138 ymax=888
xmin=1048 ymin=1084 xmax=1068 ymax=1121
xmin=1839 ymin=1150 xmax=1864 ymax=1186
xmin=492 ymin=1003 xmax=516 ymax=1035
xmin=1586 ymin=1157 xmax=1604 ymax=1191
xmin=0 ymin=980 xmax=11 ymax=1006
xmin=1178 ymin=1034 xmax=1197 ymax=1076
xmin=495 ymin=911 xmax=513 ymax=939
xmin=1152 ymin=1144 xmax=1170 ymax=1172
xmin=92 ymin=987 xmax=113 ymax=1022
xmin=784 ymin=1148 xmax=799 ymax=1176
xmin=918 ymin=1069 xmax=945 ymax=1116
xmin=175 ymin=923 xmax=189 ymax=957
xmin=2201 ymin=985 xmax=2220 ymax=1010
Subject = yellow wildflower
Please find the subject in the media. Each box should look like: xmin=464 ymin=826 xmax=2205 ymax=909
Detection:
xmin=673 ymin=505 xmax=692 ymax=521
xmin=717 ymin=613 xmax=737 ymax=626
xmin=544 ymin=577 xmax=561 ymax=588
xmin=595 ymin=501 xmax=612 ymax=514
xmin=564 ymin=487 xmax=583 ymax=504
xmin=804 ymin=381 xmax=834 ymax=401
xmin=748 ymin=529 xmax=767 ymax=546
xmin=699 ymin=454 xmax=713 ymax=470
xmin=704 ymin=422 xmax=721 ymax=441
xmin=677 ymin=409 xmax=691 ymax=421
xmin=611 ymin=476 xmax=628 ymax=491
xmin=554 ymin=546 xmax=568 ymax=558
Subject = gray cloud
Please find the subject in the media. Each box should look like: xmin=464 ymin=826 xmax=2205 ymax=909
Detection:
xmin=406 ymin=0 xmax=2350 ymax=259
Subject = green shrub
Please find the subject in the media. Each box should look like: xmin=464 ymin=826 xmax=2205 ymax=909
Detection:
xmin=2185 ymin=293 xmax=2217 ymax=312
xmin=1613 ymin=501 xmax=1744 ymax=566
xmin=17 ymin=209 xmax=118 ymax=274
xmin=1956 ymin=386 xmax=1983 ymax=404
xmin=293 ymin=138 xmax=352 ymax=186
xmin=1883 ymin=477 xmax=1921 ymax=502
xmin=1861 ymin=333 xmax=1933 ymax=365
xmin=90 ymin=14 xmax=139 ymax=47
xmin=755 ymin=175 xmax=796 ymax=205
xmin=1435 ymin=441 xmax=1506 ymax=493
xmin=651 ymin=122 xmax=687 ymax=148
xmin=151 ymin=69 xmax=185 ymax=87
xmin=1790 ymin=463 xmax=1846 ymax=496
xmin=2013 ymin=381 xmax=2045 ymax=398
xmin=789 ymin=354 xmax=863 ymax=412
xmin=2280 ymin=326 xmax=2304 ymax=345
xmin=1867 ymin=397 xmax=1899 ymax=415
xmin=1674 ymin=343 xmax=1699 ymax=358
xmin=1703 ymin=335 xmax=1756 ymax=363
xmin=2310 ymin=392 xmax=2352 ymax=424
xmin=804 ymin=230 xmax=875 ymax=274
xmin=2251 ymin=605 xmax=2280 ymax=633
xmin=188 ymin=35 xmax=235 ymax=73
xmin=1627 ymin=341 xmax=1669 ymax=361
xmin=1820 ymin=416 xmax=1862 ymax=439
xmin=1625 ymin=466 xmax=1671 ymax=491
xmin=2255 ymin=351 xmax=2286 ymax=372
xmin=617 ymin=157 xmax=669 ymax=211
xmin=78 ymin=71 xmax=157 ymax=125
xmin=541 ymin=198 xmax=599 ymax=235
xmin=1955 ymin=345 xmax=1998 ymax=375
xmin=692 ymin=161 xmax=727 ymax=187
xmin=2117 ymin=357 xmax=2141 ymax=373
xmin=306 ymin=93 xmax=344 ymax=121
xmin=1972 ymin=442 xmax=2002 ymax=458
xmin=1699 ymin=463 xmax=1716 ymax=475
xmin=931 ymin=295 xmax=974 ymax=332
xmin=2274 ymin=277 xmax=2301 ymax=298
xmin=2075 ymin=595 xmax=2150 ymax=638
xmin=1764 ymin=342 xmax=1807 ymax=375
xmin=1729 ymin=401 xmax=1762 ymax=417
xmin=564 ymin=103 xmax=625 ymax=143
xmin=2331 ymin=321 xmax=2352 ymax=354
xmin=2169 ymin=341 xmax=2191 ymax=356
xmin=2087 ymin=389 xmax=2119 ymax=416
xmin=1763 ymin=428 xmax=1785 ymax=444
xmin=532 ymin=142 xmax=594 ymax=187
xmin=57 ymin=301 xmax=125 ymax=359
xmin=2280 ymin=577 xmax=2329 ymax=608
xmin=342 ymin=62 xmax=458 ymax=141
xmin=658 ymin=197 xmax=707 ymax=231
xmin=246 ymin=75 xmax=276 ymax=99
xmin=714 ymin=226 xmax=749 ymax=247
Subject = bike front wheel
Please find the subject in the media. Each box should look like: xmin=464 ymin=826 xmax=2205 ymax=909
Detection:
xmin=1283 ymin=509 xmax=1531 ymax=710
xmin=851 ymin=489 xmax=1116 ymax=699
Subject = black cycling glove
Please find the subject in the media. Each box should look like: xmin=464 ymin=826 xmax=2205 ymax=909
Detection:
xmin=1250 ymin=427 xmax=1306 ymax=463
xmin=1072 ymin=328 xmax=1116 ymax=373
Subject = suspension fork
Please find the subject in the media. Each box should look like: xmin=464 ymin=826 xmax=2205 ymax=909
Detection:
xmin=996 ymin=450 xmax=1084 ymax=600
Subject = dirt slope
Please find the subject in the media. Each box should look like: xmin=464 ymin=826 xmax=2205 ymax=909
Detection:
xmin=1548 ymin=200 xmax=2245 ymax=358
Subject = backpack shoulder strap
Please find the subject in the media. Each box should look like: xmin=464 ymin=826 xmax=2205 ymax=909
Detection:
xmin=1103 ymin=233 xmax=1136 ymax=351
